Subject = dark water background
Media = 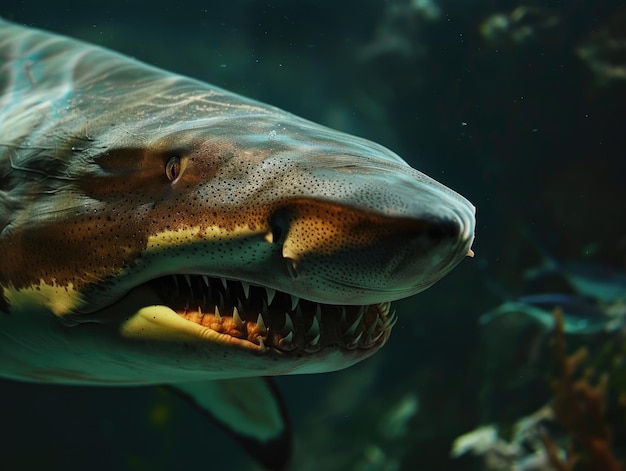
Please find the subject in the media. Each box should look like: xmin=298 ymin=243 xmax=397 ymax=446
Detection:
xmin=1 ymin=1 xmax=625 ymax=470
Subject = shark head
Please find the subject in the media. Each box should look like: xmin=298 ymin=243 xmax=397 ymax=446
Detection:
xmin=0 ymin=20 xmax=475 ymax=384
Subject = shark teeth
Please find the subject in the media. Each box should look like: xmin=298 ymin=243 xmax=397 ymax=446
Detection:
xmin=265 ymin=287 xmax=276 ymax=305
xmin=343 ymin=308 xmax=364 ymax=337
xmin=306 ymin=314 xmax=320 ymax=338
xmin=281 ymin=312 xmax=294 ymax=334
xmin=256 ymin=313 xmax=267 ymax=334
xmin=232 ymin=307 xmax=243 ymax=327
xmin=290 ymin=295 xmax=300 ymax=311
xmin=160 ymin=274 xmax=396 ymax=353
xmin=309 ymin=332 xmax=321 ymax=346
xmin=241 ymin=281 xmax=250 ymax=299
xmin=348 ymin=331 xmax=363 ymax=348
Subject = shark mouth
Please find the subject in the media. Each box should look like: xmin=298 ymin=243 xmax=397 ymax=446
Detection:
xmin=150 ymin=274 xmax=397 ymax=354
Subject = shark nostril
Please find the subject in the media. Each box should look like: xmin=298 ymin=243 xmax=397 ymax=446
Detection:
xmin=424 ymin=218 xmax=460 ymax=241
xmin=271 ymin=225 xmax=283 ymax=245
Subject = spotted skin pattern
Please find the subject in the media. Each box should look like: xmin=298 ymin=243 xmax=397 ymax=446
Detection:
xmin=0 ymin=18 xmax=475 ymax=384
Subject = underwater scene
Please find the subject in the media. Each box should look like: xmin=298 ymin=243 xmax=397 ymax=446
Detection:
xmin=1 ymin=0 xmax=625 ymax=470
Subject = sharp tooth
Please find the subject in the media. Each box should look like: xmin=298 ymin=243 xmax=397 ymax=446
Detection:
xmin=344 ymin=310 xmax=364 ymax=337
xmin=283 ymin=331 xmax=293 ymax=343
xmin=184 ymin=274 xmax=192 ymax=287
xmin=202 ymin=275 xmax=210 ymax=287
xmin=365 ymin=321 xmax=377 ymax=336
xmin=241 ymin=281 xmax=250 ymax=299
xmin=309 ymin=332 xmax=320 ymax=346
xmin=315 ymin=304 xmax=322 ymax=322
xmin=257 ymin=313 xmax=267 ymax=333
xmin=383 ymin=310 xmax=397 ymax=330
xmin=349 ymin=331 xmax=363 ymax=346
xmin=290 ymin=295 xmax=300 ymax=311
xmin=220 ymin=277 xmax=228 ymax=290
xmin=265 ymin=287 xmax=276 ymax=305
xmin=340 ymin=307 xmax=347 ymax=325
xmin=306 ymin=314 xmax=320 ymax=338
xmin=282 ymin=312 xmax=294 ymax=334
xmin=258 ymin=336 xmax=268 ymax=351
xmin=215 ymin=305 xmax=222 ymax=321
xmin=233 ymin=307 xmax=243 ymax=327
xmin=370 ymin=330 xmax=385 ymax=343
xmin=198 ymin=306 xmax=202 ymax=315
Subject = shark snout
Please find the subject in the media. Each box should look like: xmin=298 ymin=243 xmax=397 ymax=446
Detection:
xmin=270 ymin=191 xmax=475 ymax=305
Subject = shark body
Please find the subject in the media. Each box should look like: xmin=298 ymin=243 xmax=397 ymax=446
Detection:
xmin=0 ymin=18 xmax=475 ymax=469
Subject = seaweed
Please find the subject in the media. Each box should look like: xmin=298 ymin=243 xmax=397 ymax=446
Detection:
xmin=542 ymin=309 xmax=623 ymax=471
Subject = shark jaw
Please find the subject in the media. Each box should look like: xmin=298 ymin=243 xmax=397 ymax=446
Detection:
xmin=113 ymin=273 xmax=396 ymax=359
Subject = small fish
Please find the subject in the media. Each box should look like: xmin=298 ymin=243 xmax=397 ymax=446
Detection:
xmin=520 ymin=225 xmax=626 ymax=304
xmin=479 ymin=293 xmax=624 ymax=334
xmin=480 ymin=227 xmax=626 ymax=334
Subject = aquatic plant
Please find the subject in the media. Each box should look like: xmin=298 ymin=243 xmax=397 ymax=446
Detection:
xmin=542 ymin=309 xmax=623 ymax=471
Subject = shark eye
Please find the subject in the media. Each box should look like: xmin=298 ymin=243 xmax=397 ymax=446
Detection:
xmin=165 ymin=156 xmax=182 ymax=182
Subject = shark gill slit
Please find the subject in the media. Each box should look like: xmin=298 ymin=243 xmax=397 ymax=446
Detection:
xmin=152 ymin=274 xmax=396 ymax=354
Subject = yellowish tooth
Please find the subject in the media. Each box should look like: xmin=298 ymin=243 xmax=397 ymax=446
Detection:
xmin=256 ymin=313 xmax=267 ymax=334
xmin=233 ymin=307 xmax=243 ymax=327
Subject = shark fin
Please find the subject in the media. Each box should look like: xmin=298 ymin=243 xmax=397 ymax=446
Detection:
xmin=170 ymin=377 xmax=291 ymax=470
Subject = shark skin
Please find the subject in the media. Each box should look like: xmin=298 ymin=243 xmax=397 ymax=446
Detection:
xmin=0 ymin=18 xmax=476 ymax=470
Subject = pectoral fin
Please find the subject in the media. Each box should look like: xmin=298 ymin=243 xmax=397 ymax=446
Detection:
xmin=171 ymin=378 xmax=291 ymax=471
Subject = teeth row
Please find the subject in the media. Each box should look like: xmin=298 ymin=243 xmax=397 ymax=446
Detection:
xmin=195 ymin=303 xmax=394 ymax=350
xmin=171 ymin=275 xmax=396 ymax=349
xmin=172 ymin=275 xmax=297 ymax=309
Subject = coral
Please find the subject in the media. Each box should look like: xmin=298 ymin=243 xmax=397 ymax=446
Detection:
xmin=543 ymin=309 xmax=623 ymax=471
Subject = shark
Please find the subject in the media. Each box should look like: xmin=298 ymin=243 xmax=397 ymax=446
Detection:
xmin=0 ymin=18 xmax=476 ymax=470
